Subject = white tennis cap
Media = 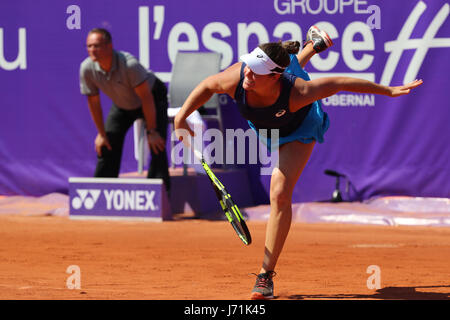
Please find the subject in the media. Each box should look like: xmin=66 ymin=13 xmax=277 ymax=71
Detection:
xmin=240 ymin=47 xmax=286 ymax=75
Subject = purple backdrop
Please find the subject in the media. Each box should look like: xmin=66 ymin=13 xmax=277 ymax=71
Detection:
xmin=0 ymin=0 xmax=449 ymax=204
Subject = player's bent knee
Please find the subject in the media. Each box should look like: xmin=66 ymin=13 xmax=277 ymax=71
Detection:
xmin=269 ymin=189 xmax=292 ymax=210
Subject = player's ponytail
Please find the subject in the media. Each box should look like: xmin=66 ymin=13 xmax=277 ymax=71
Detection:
xmin=281 ymin=41 xmax=301 ymax=55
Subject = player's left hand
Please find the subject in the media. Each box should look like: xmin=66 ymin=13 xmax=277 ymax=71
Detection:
xmin=389 ymin=79 xmax=423 ymax=97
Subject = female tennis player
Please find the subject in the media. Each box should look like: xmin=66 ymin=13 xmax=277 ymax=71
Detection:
xmin=174 ymin=26 xmax=423 ymax=300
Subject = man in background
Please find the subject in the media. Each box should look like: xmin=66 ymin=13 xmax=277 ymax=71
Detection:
xmin=79 ymin=28 xmax=170 ymax=193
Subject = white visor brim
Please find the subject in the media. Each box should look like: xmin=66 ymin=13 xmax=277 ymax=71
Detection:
xmin=240 ymin=47 xmax=285 ymax=75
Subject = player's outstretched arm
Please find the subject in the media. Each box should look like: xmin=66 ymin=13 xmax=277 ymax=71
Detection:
xmin=290 ymin=77 xmax=423 ymax=112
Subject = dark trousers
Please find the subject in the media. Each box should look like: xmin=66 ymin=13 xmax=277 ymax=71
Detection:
xmin=94 ymin=78 xmax=170 ymax=192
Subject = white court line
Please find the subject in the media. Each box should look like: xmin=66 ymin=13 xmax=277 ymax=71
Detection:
xmin=350 ymin=244 xmax=404 ymax=248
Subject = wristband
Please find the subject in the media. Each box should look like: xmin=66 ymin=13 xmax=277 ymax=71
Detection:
xmin=146 ymin=128 xmax=157 ymax=135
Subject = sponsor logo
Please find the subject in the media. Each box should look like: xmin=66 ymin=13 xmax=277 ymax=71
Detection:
xmin=103 ymin=189 xmax=157 ymax=211
xmin=71 ymin=189 xmax=157 ymax=211
xmin=71 ymin=189 xmax=101 ymax=210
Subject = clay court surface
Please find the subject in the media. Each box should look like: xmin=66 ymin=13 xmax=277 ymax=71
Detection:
xmin=0 ymin=214 xmax=449 ymax=300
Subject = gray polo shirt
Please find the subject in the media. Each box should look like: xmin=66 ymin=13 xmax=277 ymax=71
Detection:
xmin=79 ymin=50 xmax=156 ymax=110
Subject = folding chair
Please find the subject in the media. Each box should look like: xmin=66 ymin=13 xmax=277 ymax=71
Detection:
xmin=167 ymin=51 xmax=223 ymax=174
xmin=134 ymin=51 xmax=223 ymax=175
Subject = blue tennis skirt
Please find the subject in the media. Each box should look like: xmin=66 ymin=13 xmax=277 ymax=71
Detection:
xmin=248 ymin=56 xmax=330 ymax=151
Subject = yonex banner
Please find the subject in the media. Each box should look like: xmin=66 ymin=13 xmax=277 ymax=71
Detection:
xmin=0 ymin=0 xmax=449 ymax=203
xmin=69 ymin=178 xmax=171 ymax=221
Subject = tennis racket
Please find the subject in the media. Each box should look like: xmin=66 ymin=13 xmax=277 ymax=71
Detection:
xmin=190 ymin=146 xmax=252 ymax=246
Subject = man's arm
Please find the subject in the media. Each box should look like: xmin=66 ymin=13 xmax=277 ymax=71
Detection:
xmin=87 ymin=94 xmax=111 ymax=156
xmin=134 ymin=80 xmax=165 ymax=154
xmin=87 ymin=94 xmax=106 ymax=136
xmin=290 ymin=77 xmax=423 ymax=112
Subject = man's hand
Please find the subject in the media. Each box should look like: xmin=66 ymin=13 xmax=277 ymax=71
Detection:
xmin=87 ymin=95 xmax=111 ymax=157
xmin=147 ymin=130 xmax=166 ymax=155
xmin=95 ymin=133 xmax=112 ymax=157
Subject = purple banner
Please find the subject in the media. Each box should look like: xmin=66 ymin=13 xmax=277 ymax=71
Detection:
xmin=0 ymin=0 xmax=449 ymax=203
